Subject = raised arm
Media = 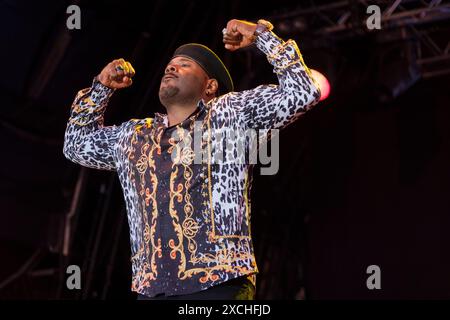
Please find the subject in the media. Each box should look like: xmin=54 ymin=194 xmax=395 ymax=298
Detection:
xmin=63 ymin=59 xmax=135 ymax=170
xmin=222 ymin=19 xmax=321 ymax=130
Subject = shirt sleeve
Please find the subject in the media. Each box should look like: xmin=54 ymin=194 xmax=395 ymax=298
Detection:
xmin=225 ymin=30 xmax=322 ymax=131
xmin=63 ymin=78 xmax=120 ymax=171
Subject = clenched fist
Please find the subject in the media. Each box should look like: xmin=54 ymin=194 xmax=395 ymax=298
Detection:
xmin=222 ymin=19 xmax=258 ymax=51
xmin=97 ymin=58 xmax=135 ymax=89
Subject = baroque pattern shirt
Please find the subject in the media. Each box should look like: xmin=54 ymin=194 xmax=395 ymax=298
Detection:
xmin=63 ymin=30 xmax=321 ymax=297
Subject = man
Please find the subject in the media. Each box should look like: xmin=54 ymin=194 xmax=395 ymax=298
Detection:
xmin=63 ymin=19 xmax=321 ymax=300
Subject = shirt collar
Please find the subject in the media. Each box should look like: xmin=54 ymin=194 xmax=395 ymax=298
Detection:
xmin=153 ymin=100 xmax=207 ymax=129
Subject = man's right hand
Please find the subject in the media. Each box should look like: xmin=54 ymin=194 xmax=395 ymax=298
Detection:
xmin=97 ymin=58 xmax=135 ymax=89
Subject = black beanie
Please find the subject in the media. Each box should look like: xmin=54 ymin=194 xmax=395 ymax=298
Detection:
xmin=173 ymin=43 xmax=234 ymax=95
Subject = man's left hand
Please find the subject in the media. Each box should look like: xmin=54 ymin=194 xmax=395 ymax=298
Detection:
xmin=222 ymin=19 xmax=257 ymax=51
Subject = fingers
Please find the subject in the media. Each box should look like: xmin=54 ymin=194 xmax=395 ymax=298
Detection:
xmin=118 ymin=58 xmax=129 ymax=74
xmin=126 ymin=61 xmax=135 ymax=77
xmin=226 ymin=19 xmax=256 ymax=36
xmin=223 ymin=19 xmax=257 ymax=51
xmin=224 ymin=20 xmax=241 ymax=38
xmin=222 ymin=36 xmax=241 ymax=51
xmin=222 ymin=21 xmax=242 ymax=51
xmin=223 ymin=35 xmax=242 ymax=45
xmin=111 ymin=59 xmax=135 ymax=79
xmin=107 ymin=60 xmax=122 ymax=81
xmin=223 ymin=31 xmax=242 ymax=42
xmin=226 ymin=19 xmax=239 ymax=34
xmin=116 ymin=77 xmax=132 ymax=88
xmin=224 ymin=44 xmax=239 ymax=51
xmin=104 ymin=58 xmax=135 ymax=88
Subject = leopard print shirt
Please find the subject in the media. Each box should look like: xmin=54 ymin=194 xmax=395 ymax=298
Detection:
xmin=63 ymin=30 xmax=321 ymax=297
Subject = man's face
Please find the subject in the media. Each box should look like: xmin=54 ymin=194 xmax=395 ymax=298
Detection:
xmin=159 ymin=56 xmax=209 ymax=107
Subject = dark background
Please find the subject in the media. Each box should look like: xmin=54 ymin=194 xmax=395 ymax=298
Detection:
xmin=0 ymin=0 xmax=449 ymax=300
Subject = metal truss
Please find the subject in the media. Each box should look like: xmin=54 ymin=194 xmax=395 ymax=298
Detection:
xmin=266 ymin=0 xmax=450 ymax=79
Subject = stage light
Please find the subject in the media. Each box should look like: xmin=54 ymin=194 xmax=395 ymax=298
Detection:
xmin=310 ymin=69 xmax=330 ymax=101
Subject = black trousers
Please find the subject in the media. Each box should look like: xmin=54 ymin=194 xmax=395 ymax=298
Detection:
xmin=137 ymin=277 xmax=255 ymax=300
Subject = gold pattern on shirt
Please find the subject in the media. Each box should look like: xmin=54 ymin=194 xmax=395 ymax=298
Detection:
xmin=129 ymin=115 xmax=255 ymax=287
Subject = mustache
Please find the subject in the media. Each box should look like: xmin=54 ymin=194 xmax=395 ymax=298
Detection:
xmin=162 ymin=72 xmax=178 ymax=80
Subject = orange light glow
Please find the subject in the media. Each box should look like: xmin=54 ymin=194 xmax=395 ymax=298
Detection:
xmin=310 ymin=69 xmax=330 ymax=101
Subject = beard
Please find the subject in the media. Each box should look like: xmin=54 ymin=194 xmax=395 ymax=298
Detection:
xmin=159 ymin=83 xmax=200 ymax=108
xmin=159 ymin=85 xmax=180 ymax=106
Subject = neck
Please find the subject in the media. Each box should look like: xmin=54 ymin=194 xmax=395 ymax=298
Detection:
xmin=165 ymin=102 xmax=199 ymax=127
